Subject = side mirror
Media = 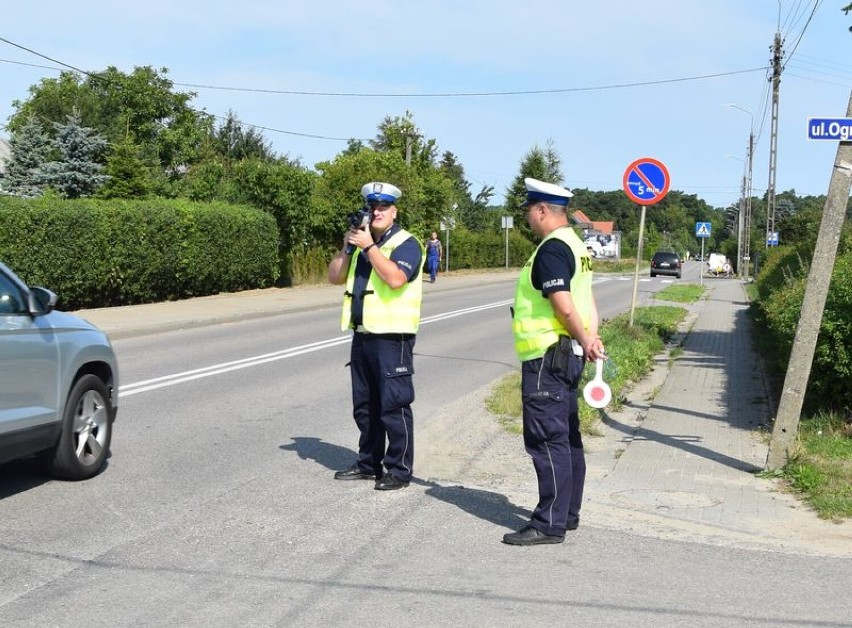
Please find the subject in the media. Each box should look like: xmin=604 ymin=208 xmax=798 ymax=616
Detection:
xmin=28 ymin=286 xmax=58 ymax=316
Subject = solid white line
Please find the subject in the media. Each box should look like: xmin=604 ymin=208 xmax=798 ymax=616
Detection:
xmin=119 ymin=299 xmax=513 ymax=397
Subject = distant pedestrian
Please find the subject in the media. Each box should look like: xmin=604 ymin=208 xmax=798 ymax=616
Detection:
xmin=425 ymin=231 xmax=442 ymax=283
xmin=504 ymin=177 xmax=605 ymax=546
xmin=327 ymin=181 xmax=425 ymax=491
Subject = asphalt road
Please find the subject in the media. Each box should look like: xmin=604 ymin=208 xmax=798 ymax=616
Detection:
xmin=2 ymin=267 xmax=850 ymax=627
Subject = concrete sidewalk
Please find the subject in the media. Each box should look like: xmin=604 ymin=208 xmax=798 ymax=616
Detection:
xmin=583 ymin=278 xmax=852 ymax=556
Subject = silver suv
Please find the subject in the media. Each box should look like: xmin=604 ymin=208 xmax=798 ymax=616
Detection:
xmin=0 ymin=261 xmax=118 ymax=480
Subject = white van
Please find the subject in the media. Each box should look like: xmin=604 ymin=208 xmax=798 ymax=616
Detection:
xmin=706 ymin=253 xmax=730 ymax=276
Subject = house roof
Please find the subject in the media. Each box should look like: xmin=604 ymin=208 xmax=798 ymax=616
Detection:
xmin=571 ymin=209 xmax=614 ymax=235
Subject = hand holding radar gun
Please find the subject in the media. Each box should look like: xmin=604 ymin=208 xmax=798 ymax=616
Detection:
xmin=583 ymin=358 xmax=612 ymax=409
xmin=344 ymin=207 xmax=371 ymax=255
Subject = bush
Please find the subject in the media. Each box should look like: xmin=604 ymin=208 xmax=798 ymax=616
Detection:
xmin=437 ymin=227 xmax=535 ymax=269
xmin=754 ymin=241 xmax=852 ymax=414
xmin=0 ymin=195 xmax=279 ymax=309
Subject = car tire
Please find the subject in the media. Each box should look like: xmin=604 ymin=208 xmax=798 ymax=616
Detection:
xmin=44 ymin=374 xmax=113 ymax=480
xmin=676 ymin=272 xmax=682 ymax=279
xmin=650 ymin=272 xmax=656 ymax=278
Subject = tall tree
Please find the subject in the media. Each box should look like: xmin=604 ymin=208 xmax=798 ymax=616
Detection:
xmin=437 ymin=150 xmax=496 ymax=231
xmin=97 ymin=136 xmax=155 ymax=199
xmin=9 ymin=66 xmax=213 ymax=178
xmin=371 ymin=110 xmax=438 ymax=170
xmin=39 ymin=111 xmax=109 ymax=198
xmin=506 ymin=140 xmax=566 ymax=239
xmin=342 ymin=139 xmax=365 ymax=157
xmin=1 ymin=116 xmax=53 ymax=197
xmin=212 ymin=110 xmax=275 ymax=164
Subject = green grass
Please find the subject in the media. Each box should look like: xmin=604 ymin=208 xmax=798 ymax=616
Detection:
xmin=779 ymin=413 xmax=852 ymax=521
xmin=485 ymin=372 xmax=523 ymax=435
xmin=653 ymin=283 xmax=705 ymax=303
xmin=593 ymin=257 xmax=653 ymax=275
xmin=486 ymin=305 xmax=687 ymax=436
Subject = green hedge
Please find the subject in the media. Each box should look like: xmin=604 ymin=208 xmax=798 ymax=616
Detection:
xmin=433 ymin=227 xmax=535 ymax=270
xmin=0 ymin=195 xmax=280 ymax=309
xmin=753 ymin=229 xmax=852 ymax=413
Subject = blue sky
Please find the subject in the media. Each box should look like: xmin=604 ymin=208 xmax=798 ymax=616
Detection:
xmin=1 ymin=1 xmax=850 ymax=209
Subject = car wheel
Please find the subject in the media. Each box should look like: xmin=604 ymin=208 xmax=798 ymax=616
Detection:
xmin=650 ymin=272 xmax=656 ymax=277
xmin=44 ymin=374 xmax=113 ymax=480
xmin=676 ymin=272 xmax=682 ymax=279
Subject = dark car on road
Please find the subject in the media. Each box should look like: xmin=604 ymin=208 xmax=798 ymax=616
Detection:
xmin=650 ymin=250 xmax=682 ymax=278
xmin=0 ymin=261 xmax=118 ymax=480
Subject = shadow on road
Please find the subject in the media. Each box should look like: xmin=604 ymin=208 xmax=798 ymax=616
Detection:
xmin=280 ymin=435 xmax=530 ymax=530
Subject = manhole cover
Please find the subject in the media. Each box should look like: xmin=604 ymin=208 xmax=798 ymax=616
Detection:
xmin=610 ymin=489 xmax=721 ymax=510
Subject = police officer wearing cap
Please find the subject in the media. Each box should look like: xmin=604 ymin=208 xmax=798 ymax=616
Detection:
xmin=327 ymin=182 xmax=425 ymax=490
xmin=503 ymin=177 xmax=606 ymax=545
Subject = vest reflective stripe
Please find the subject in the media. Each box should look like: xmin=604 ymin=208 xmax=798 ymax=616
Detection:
xmin=513 ymin=226 xmax=594 ymax=361
xmin=340 ymin=229 xmax=424 ymax=333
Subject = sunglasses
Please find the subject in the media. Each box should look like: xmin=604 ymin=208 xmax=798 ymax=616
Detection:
xmin=368 ymin=201 xmax=393 ymax=209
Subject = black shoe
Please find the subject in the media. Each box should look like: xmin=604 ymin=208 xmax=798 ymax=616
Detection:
xmin=374 ymin=475 xmax=410 ymax=490
xmin=333 ymin=465 xmax=376 ymax=481
xmin=567 ymin=520 xmax=579 ymax=531
xmin=502 ymin=526 xmax=565 ymax=546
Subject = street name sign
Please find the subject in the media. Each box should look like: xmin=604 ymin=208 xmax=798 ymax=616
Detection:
xmin=807 ymin=118 xmax=852 ymax=141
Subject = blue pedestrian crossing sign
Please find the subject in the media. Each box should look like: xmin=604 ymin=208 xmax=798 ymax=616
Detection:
xmin=696 ymin=222 xmax=711 ymax=238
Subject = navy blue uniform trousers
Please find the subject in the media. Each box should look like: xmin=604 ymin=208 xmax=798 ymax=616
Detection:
xmin=349 ymin=332 xmax=416 ymax=482
xmin=521 ymin=346 xmax=586 ymax=536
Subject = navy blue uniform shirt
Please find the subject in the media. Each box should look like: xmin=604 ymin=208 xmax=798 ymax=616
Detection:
xmin=531 ymin=237 xmax=576 ymax=297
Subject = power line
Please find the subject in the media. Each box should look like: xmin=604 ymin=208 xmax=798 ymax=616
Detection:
xmin=782 ymin=0 xmax=822 ymax=71
xmin=785 ymin=71 xmax=852 ymax=88
xmin=173 ymin=68 xmax=768 ymax=98
xmin=0 ymin=38 xmax=766 ymax=100
xmin=0 ymin=37 xmax=96 ymax=79
xmin=794 ymin=52 xmax=852 ymax=73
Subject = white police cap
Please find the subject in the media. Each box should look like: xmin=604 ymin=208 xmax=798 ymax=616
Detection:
xmin=361 ymin=181 xmax=402 ymax=203
xmin=524 ymin=177 xmax=573 ymax=206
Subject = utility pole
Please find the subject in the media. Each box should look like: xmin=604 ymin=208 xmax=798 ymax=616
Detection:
xmin=765 ymin=31 xmax=783 ymax=248
xmin=736 ymin=171 xmax=746 ymax=279
xmin=744 ymin=131 xmax=754 ymax=280
xmin=766 ymin=90 xmax=852 ymax=471
xmin=726 ymin=103 xmax=755 ymax=279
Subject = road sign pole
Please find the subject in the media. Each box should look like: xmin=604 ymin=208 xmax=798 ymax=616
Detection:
xmin=700 ymin=239 xmax=705 ymax=286
xmin=629 ymin=204 xmax=647 ymax=327
xmin=505 ymin=226 xmax=509 ymax=269
xmin=623 ymin=157 xmax=670 ymax=327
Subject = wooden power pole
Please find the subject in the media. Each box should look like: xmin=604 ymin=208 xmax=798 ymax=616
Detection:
xmin=765 ymin=90 xmax=852 ymax=471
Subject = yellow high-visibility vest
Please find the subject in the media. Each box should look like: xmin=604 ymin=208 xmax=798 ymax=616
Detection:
xmin=513 ymin=226 xmax=593 ymax=361
xmin=340 ymin=229 xmax=424 ymax=333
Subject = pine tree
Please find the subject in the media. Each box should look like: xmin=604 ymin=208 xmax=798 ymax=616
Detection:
xmin=506 ymin=141 xmax=566 ymax=209
xmin=2 ymin=116 xmax=53 ymax=197
xmin=506 ymin=140 xmax=567 ymax=239
xmin=97 ymin=136 xmax=154 ymax=199
xmin=39 ymin=111 xmax=110 ymax=199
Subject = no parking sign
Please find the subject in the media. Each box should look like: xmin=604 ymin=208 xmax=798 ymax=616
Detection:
xmin=624 ymin=157 xmax=670 ymax=327
xmin=622 ymin=157 xmax=670 ymax=205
